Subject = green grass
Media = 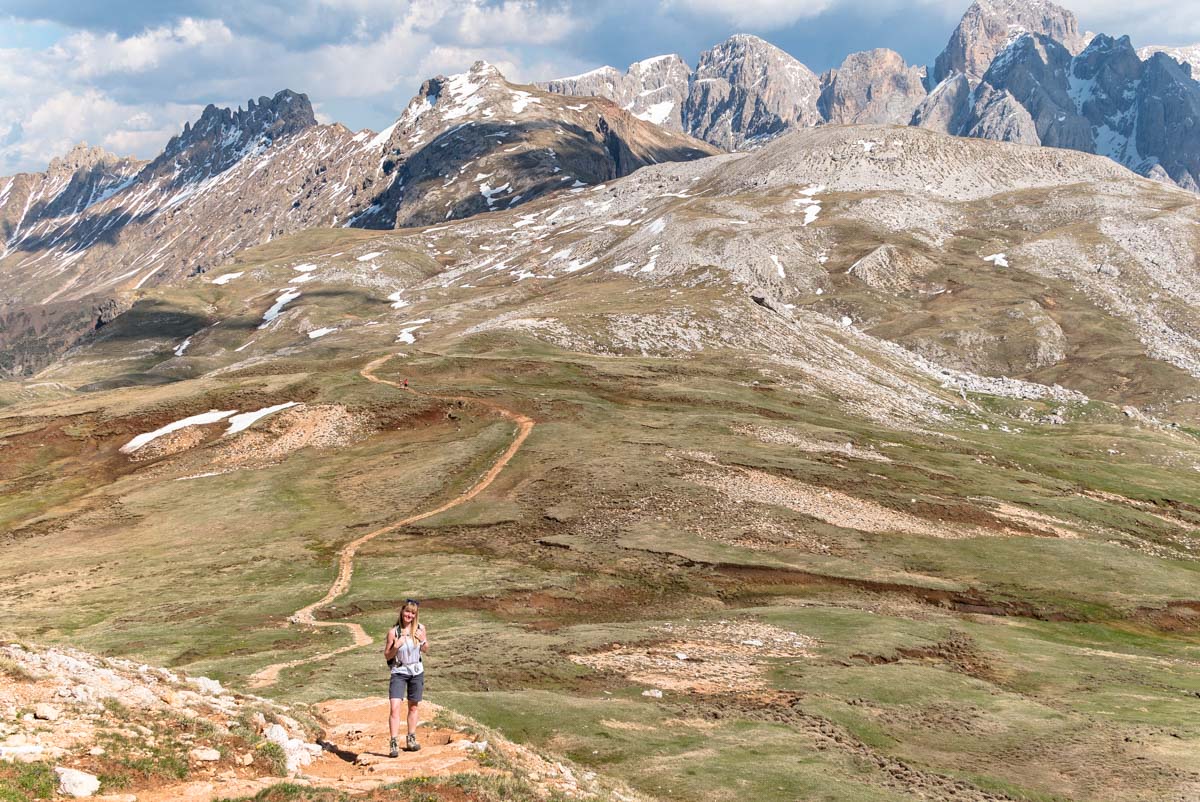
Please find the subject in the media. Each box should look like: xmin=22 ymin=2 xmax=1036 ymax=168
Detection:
xmin=0 ymin=762 xmax=56 ymax=801
xmin=6 ymin=267 xmax=1200 ymax=802
xmin=213 ymin=773 xmax=601 ymax=802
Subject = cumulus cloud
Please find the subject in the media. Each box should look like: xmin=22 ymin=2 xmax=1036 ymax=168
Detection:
xmin=53 ymin=18 xmax=234 ymax=79
xmin=0 ymin=0 xmax=586 ymax=173
xmin=0 ymin=86 xmax=200 ymax=175
xmin=453 ymin=1 xmax=579 ymax=46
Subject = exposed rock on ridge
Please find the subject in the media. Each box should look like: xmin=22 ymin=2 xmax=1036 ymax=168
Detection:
xmin=146 ymin=89 xmax=318 ymax=184
xmin=0 ymin=143 xmax=143 ymax=250
xmin=542 ymin=34 xmax=827 ymax=150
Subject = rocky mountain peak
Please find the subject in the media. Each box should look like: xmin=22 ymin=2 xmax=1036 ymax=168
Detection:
xmin=818 ymin=48 xmax=928 ymax=125
xmin=45 ymin=143 xmax=128 ymax=179
xmin=931 ymin=0 xmax=1086 ymax=86
xmin=687 ymin=32 xmax=822 ymax=150
xmin=1138 ymin=43 xmax=1200 ymax=77
xmin=538 ymin=54 xmax=692 ymax=131
xmin=699 ymin=33 xmax=814 ymax=80
xmin=149 ymin=89 xmax=317 ymax=181
xmin=1071 ymin=34 xmax=1142 ymax=88
xmin=353 ymin=61 xmax=717 ymax=230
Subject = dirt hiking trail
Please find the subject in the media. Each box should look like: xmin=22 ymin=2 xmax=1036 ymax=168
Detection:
xmin=249 ymin=354 xmax=534 ymax=687
xmin=137 ymin=700 xmax=490 ymax=801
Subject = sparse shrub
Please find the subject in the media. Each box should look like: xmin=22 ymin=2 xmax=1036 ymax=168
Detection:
xmin=0 ymin=656 xmax=36 ymax=682
xmin=95 ymin=728 xmax=189 ymax=789
xmin=257 ymin=740 xmax=289 ymax=776
xmin=101 ymin=697 xmax=130 ymax=717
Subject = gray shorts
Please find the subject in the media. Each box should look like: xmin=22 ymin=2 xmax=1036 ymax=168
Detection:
xmin=389 ymin=671 xmax=424 ymax=702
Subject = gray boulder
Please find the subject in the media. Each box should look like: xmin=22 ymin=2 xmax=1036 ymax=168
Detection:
xmin=54 ymin=767 xmax=100 ymax=798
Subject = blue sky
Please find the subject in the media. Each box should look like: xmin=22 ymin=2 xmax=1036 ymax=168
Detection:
xmin=1 ymin=0 xmax=1196 ymax=174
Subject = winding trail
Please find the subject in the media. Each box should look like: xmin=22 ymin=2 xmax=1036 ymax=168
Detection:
xmin=249 ymin=354 xmax=534 ymax=688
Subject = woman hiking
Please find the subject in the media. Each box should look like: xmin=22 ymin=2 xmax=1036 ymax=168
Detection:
xmin=383 ymin=599 xmax=428 ymax=757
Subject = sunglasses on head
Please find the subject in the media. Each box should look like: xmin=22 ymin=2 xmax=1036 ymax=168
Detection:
xmin=405 ymin=598 xmax=420 ymax=606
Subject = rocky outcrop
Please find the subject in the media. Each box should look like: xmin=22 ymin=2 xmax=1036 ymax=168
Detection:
xmin=961 ymin=83 xmax=1041 ymax=144
xmin=974 ymin=34 xmax=1092 ymax=150
xmin=144 ymin=89 xmax=317 ymax=185
xmin=930 ymin=0 xmax=1088 ymax=86
xmin=0 ymin=641 xmax=331 ymax=795
xmin=0 ymin=294 xmax=127 ymax=378
xmin=818 ymin=49 xmax=927 ymax=125
xmin=684 ymin=34 xmax=822 ymax=150
xmin=910 ymin=74 xmax=974 ymax=133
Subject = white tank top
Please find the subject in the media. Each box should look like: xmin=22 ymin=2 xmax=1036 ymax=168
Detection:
xmin=391 ymin=626 xmax=424 ymax=676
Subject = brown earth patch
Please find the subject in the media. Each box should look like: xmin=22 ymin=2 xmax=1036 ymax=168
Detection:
xmin=711 ymin=564 xmax=1078 ymax=621
xmin=570 ymin=620 xmax=816 ymax=692
xmin=1131 ymin=601 xmax=1200 ymax=633
xmin=677 ymin=451 xmax=1074 ymax=541
xmin=127 ymin=424 xmax=210 ymax=461
xmin=847 ymin=631 xmax=999 ymax=682
xmin=863 ymin=700 xmax=1003 ymax=736
xmin=210 ymin=405 xmax=371 ymax=467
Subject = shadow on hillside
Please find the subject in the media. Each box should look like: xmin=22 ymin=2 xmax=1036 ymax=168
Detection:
xmin=350 ymin=116 xmax=711 ymax=230
xmin=8 ymin=205 xmax=157 ymax=253
xmin=83 ymin=299 xmax=212 ymax=344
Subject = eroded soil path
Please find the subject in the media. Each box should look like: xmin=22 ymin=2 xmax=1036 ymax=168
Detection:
xmin=138 ymin=701 xmax=488 ymax=802
xmin=249 ymin=354 xmax=534 ymax=688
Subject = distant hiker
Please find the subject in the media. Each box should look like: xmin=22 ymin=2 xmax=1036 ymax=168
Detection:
xmin=403 ymin=378 xmax=409 ymax=388
xmin=384 ymin=599 xmax=428 ymax=757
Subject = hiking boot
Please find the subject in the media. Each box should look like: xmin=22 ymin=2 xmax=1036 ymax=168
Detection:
xmin=406 ymin=733 xmax=420 ymax=752
xmin=388 ymin=737 xmax=399 ymax=758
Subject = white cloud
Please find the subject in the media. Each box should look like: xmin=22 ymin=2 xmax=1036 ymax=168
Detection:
xmin=1069 ymin=0 xmax=1200 ymax=45
xmin=452 ymin=1 xmax=579 ymax=46
xmin=54 ymin=18 xmax=234 ymax=78
xmin=0 ymin=2 xmax=587 ymax=173
xmin=0 ymin=87 xmax=200 ymax=174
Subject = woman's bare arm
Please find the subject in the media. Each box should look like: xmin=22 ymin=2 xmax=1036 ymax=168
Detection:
xmin=418 ymin=623 xmax=429 ymax=655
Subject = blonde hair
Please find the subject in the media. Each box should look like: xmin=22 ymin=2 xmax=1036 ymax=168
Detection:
xmin=394 ymin=601 xmax=420 ymax=642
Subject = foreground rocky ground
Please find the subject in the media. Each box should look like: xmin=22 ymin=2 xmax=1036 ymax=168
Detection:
xmin=0 ymin=642 xmax=641 ymax=801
